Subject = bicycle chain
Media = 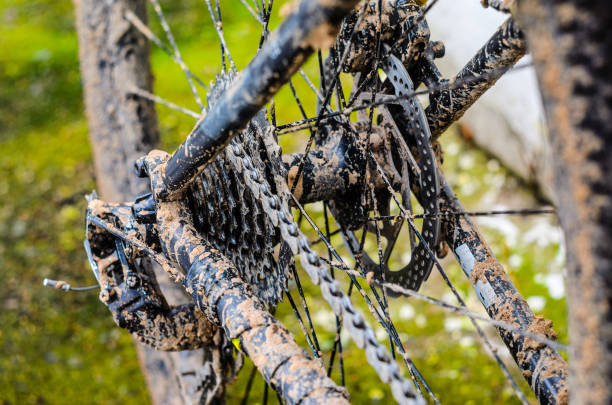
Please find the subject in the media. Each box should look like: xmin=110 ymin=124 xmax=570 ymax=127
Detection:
xmin=225 ymin=139 xmax=422 ymax=405
xmin=173 ymin=74 xmax=420 ymax=403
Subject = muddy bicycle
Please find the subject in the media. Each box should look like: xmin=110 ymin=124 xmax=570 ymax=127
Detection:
xmin=47 ymin=0 xmax=610 ymax=403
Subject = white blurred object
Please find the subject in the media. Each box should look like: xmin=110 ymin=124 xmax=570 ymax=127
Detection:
xmin=427 ymin=1 xmax=556 ymax=202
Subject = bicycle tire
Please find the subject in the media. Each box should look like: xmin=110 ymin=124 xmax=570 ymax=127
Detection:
xmin=514 ymin=1 xmax=612 ymax=403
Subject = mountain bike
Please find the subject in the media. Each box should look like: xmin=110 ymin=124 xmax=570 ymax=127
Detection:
xmin=47 ymin=0 xmax=610 ymax=403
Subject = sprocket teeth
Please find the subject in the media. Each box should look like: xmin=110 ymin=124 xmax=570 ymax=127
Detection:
xmin=184 ymin=75 xmax=290 ymax=306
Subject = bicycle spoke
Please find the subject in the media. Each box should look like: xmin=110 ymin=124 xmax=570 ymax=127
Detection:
xmin=371 ymin=189 xmax=396 ymax=360
xmin=262 ymin=380 xmax=269 ymax=405
xmin=124 ymin=10 xmax=208 ymax=90
xmin=317 ymin=256 xmax=566 ymax=352
xmin=202 ymin=0 xmax=237 ymax=73
xmin=276 ymin=390 xmax=284 ymax=405
xmin=252 ymin=0 xmax=262 ymax=17
xmin=367 ymin=149 xmax=531 ymax=404
xmin=276 ymin=62 xmax=534 ymax=135
xmin=257 ymin=0 xmax=273 ymax=50
xmin=310 ymin=228 xmax=342 ymax=246
xmin=149 ymin=0 xmax=204 ymax=110
xmin=322 ymin=203 xmax=346 ymax=383
xmin=298 ymin=69 xmax=326 ymax=105
xmin=240 ymin=0 xmax=263 ymax=24
xmin=368 ymin=207 xmax=556 ymax=221
xmin=287 ymin=80 xmax=317 ymax=137
xmin=289 ymin=263 xmax=323 ymax=356
xmin=127 ymin=86 xmax=201 ymax=119
xmin=236 ymin=2 xmax=330 ymax=109
xmin=240 ymin=365 xmax=258 ymax=405
xmin=317 ymin=50 xmax=327 ymax=95
xmin=285 ymin=290 xmax=320 ymax=357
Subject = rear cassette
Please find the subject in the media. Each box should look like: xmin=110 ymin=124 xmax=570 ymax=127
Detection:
xmin=186 ymin=74 xmax=290 ymax=306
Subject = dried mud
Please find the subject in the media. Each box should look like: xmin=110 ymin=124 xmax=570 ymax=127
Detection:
xmin=515 ymin=1 xmax=612 ymax=403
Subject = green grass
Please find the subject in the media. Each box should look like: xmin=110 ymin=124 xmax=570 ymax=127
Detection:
xmin=0 ymin=1 xmax=567 ymax=404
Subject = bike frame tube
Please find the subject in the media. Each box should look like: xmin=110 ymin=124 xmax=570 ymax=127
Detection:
xmin=136 ymin=152 xmax=351 ymax=405
xmin=163 ymin=0 xmax=361 ymax=197
xmin=426 ymin=17 xmax=527 ymax=139
xmin=440 ymin=180 xmax=569 ymax=405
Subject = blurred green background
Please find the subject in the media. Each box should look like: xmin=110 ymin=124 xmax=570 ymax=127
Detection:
xmin=0 ymin=0 xmax=567 ymax=404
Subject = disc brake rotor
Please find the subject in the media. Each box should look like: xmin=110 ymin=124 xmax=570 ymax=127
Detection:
xmin=379 ymin=51 xmax=440 ymax=290
xmin=327 ymin=54 xmax=440 ymax=292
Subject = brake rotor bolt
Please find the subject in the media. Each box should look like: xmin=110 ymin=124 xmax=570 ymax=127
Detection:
xmin=126 ymin=275 xmax=138 ymax=288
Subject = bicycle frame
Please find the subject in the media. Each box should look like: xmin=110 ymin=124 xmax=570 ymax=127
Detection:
xmin=441 ymin=181 xmax=567 ymax=405
xmin=84 ymin=0 xmax=569 ymax=403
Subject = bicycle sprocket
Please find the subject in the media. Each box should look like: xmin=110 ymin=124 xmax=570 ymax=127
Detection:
xmin=184 ymin=74 xmax=291 ymax=306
